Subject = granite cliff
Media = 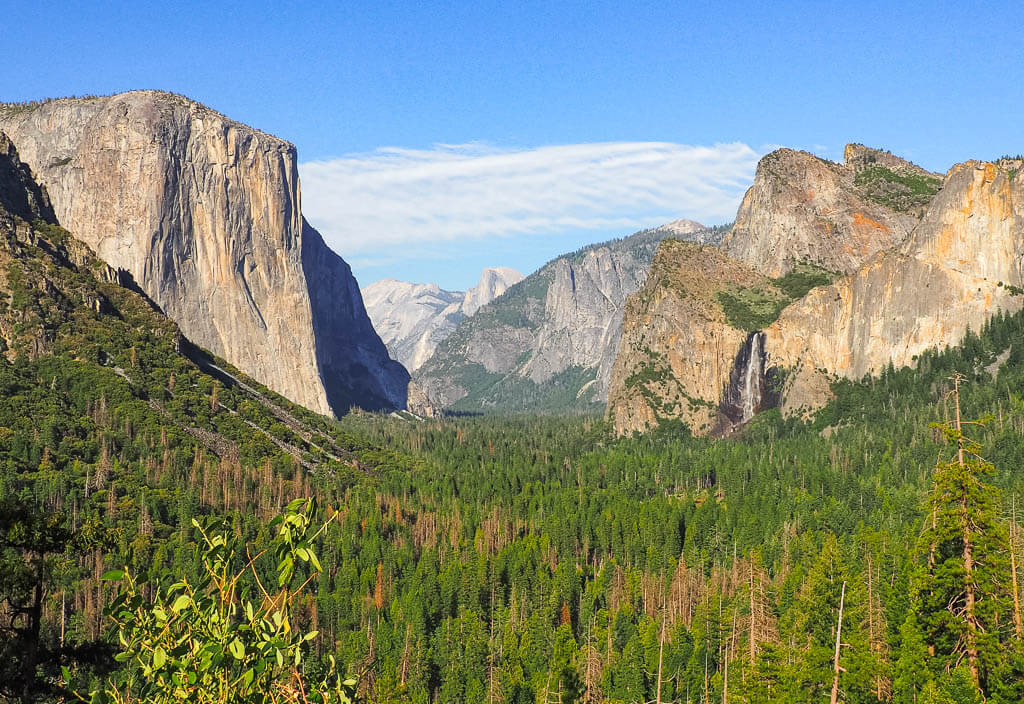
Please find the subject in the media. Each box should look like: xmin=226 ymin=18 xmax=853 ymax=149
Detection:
xmin=415 ymin=223 xmax=721 ymax=413
xmin=764 ymin=158 xmax=1024 ymax=414
xmin=362 ymin=266 xmax=523 ymax=372
xmin=0 ymin=91 xmax=407 ymax=415
xmin=608 ymin=147 xmax=1024 ymax=436
xmin=722 ymin=145 xmax=940 ymax=276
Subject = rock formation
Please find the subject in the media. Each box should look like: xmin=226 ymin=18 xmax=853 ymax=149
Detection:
xmin=362 ymin=266 xmax=523 ymax=372
xmin=0 ymin=132 xmax=55 ymax=223
xmin=764 ymin=159 xmax=1024 ymax=413
xmin=722 ymin=145 xmax=939 ymax=277
xmin=605 ymin=240 xmax=777 ymax=435
xmin=415 ymin=224 xmax=712 ymax=412
xmin=0 ymin=91 xmax=407 ymax=415
xmin=606 ymin=147 xmax=1024 ymax=436
xmin=461 ymin=267 xmax=523 ymax=316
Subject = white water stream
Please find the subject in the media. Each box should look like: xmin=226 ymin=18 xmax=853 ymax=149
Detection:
xmin=740 ymin=332 xmax=764 ymax=422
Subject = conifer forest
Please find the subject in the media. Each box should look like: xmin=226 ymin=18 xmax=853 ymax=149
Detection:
xmin=4 ymin=216 xmax=1024 ymax=703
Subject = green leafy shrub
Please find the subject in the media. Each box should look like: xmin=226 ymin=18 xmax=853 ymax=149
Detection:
xmin=69 ymin=499 xmax=355 ymax=704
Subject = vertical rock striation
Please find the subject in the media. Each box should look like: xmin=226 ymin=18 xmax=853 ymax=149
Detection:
xmin=0 ymin=91 xmax=407 ymax=415
xmin=415 ymin=225 xmax=711 ymax=413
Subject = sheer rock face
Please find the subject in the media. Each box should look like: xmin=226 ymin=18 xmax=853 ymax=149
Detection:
xmin=606 ymin=240 xmax=772 ymax=436
xmin=362 ymin=267 xmax=523 ymax=373
xmin=520 ymin=247 xmax=645 ymax=394
xmin=722 ymin=145 xmax=937 ymax=277
xmin=0 ymin=91 xmax=407 ymax=415
xmin=764 ymin=160 xmax=1024 ymax=412
xmin=415 ymin=226 xmax=703 ymax=412
xmin=604 ymin=149 xmax=1023 ymax=435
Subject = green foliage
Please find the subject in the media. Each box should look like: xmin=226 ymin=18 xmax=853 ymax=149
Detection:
xmin=717 ymin=263 xmax=835 ymax=332
xmin=772 ymin=262 xmax=835 ymax=299
xmin=912 ymin=415 xmax=1013 ymax=698
xmin=446 ymin=364 xmax=602 ymax=414
xmin=10 ymin=190 xmax=1024 ymax=702
xmin=715 ymin=288 xmax=786 ymax=331
xmin=72 ymin=499 xmax=355 ymax=704
xmin=855 ymin=165 xmax=942 ymax=212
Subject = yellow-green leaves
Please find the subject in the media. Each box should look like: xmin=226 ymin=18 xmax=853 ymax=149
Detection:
xmin=83 ymin=499 xmax=354 ymax=704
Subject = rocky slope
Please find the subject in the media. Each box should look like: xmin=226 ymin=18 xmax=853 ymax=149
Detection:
xmin=362 ymin=266 xmax=523 ymax=372
xmin=606 ymin=240 xmax=778 ymax=435
xmin=414 ymin=224 xmax=717 ymax=413
xmin=763 ymin=158 xmax=1024 ymax=414
xmin=0 ymin=91 xmax=407 ymax=415
xmin=722 ymin=145 xmax=940 ymax=277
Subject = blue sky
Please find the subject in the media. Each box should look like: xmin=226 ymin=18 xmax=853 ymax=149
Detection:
xmin=3 ymin=1 xmax=1023 ymax=290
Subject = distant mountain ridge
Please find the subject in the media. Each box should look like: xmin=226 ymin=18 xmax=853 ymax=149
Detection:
xmin=413 ymin=222 xmax=722 ymax=413
xmin=362 ymin=267 xmax=523 ymax=372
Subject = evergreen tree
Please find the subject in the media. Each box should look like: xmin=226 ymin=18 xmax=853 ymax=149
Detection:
xmin=912 ymin=378 xmax=1013 ymax=697
xmin=892 ymin=613 xmax=930 ymax=704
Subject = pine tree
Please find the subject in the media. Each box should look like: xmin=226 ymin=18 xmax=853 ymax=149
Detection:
xmin=913 ymin=377 xmax=1014 ymax=697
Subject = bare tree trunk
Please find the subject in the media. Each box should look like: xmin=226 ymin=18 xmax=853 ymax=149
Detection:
xmin=954 ymin=376 xmax=982 ymax=687
xmin=830 ymin=581 xmax=847 ymax=704
xmin=656 ymin=612 xmax=666 ymax=704
xmin=723 ymin=608 xmax=737 ymax=704
xmin=1011 ymin=496 xmax=1023 ymax=641
xmin=749 ymin=567 xmax=756 ymax=665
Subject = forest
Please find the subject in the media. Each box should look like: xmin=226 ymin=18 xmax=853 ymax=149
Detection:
xmin=3 ymin=218 xmax=1024 ymax=703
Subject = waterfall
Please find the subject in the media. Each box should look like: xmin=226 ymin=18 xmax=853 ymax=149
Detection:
xmin=740 ymin=331 xmax=764 ymax=422
xmin=717 ymin=330 xmax=774 ymax=432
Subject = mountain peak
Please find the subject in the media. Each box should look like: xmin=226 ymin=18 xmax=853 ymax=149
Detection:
xmin=462 ymin=267 xmax=524 ymax=316
xmin=362 ymin=266 xmax=523 ymax=373
xmin=654 ymin=218 xmax=706 ymax=236
xmin=721 ymin=144 xmax=939 ymax=277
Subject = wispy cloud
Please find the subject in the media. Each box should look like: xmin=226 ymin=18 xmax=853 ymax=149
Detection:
xmin=299 ymin=141 xmax=760 ymax=256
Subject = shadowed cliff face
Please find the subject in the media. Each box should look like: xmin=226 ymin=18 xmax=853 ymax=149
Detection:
xmin=718 ymin=331 xmax=780 ymax=427
xmin=0 ymin=132 xmax=55 ymax=223
xmin=0 ymin=91 xmax=407 ymax=416
xmin=301 ymin=220 xmax=408 ymax=412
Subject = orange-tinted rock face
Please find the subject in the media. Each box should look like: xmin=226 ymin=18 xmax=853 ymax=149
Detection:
xmin=764 ymin=160 xmax=1024 ymax=411
xmin=0 ymin=92 xmax=408 ymax=415
xmin=606 ymin=149 xmax=1022 ymax=435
